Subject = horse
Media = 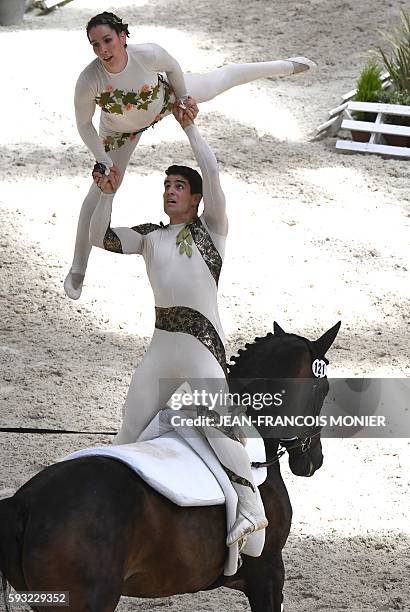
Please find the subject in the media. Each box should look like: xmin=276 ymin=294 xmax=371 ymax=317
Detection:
xmin=0 ymin=320 xmax=340 ymax=612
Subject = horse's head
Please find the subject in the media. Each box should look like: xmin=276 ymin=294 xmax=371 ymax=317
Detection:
xmin=228 ymin=321 xmax=341 ymax=477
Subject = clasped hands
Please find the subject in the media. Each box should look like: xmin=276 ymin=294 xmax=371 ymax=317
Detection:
xmin=172 ymin=95 xmax=198 ymax=128
xmin=93 ymin=96 xmax=199 ymax=195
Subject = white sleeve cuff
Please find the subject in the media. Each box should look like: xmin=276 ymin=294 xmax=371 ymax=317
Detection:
xmin=183 ymin=123 xmax=196 ymax=134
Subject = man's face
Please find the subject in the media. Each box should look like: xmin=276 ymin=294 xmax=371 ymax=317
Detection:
xmin=163 ymin=174 xmax=200 ymax=220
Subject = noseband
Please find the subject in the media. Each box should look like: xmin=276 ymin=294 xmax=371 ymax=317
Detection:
xmin=251 ymin=423 xmax=322 ymax=469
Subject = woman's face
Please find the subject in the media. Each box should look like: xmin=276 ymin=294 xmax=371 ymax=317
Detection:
xmin=88 ymin=25 xmax=127 ymax=72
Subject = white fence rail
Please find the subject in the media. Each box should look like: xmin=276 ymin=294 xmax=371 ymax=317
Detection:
xmin=335 ymin=101 xmax=410 ymax=158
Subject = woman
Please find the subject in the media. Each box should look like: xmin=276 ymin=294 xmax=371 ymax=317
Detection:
xmin=65 ymin=11 xmax=315 ymax=299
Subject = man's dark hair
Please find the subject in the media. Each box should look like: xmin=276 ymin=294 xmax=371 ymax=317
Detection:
xmin=165 ymin=165 xmax=203 ymax=196
xmin=86 ymin=12 xmax=130 ymax=47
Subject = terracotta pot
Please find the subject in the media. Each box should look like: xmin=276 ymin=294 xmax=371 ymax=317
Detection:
xmin=383 ymin=133 xmax=410 ymax=147
xmin=0 ymin=0 xmax=25 ymax=26
xmin=351 ymin=130 xmax=370 ymax=143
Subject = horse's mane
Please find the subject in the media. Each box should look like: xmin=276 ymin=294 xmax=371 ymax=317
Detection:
xmin=228 ymin=332 xmax=274 ymax=376
xmin=228 ymin=332 xmax=309 ymax=378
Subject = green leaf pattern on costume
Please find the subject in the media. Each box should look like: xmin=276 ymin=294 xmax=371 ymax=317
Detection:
xmin=110 ymin=103 xmax=123 ymax=115
xmin=100 ymin=78 xmax=173 ymax=152
xmin=176 ymin=223 xmax=194 ymax=258
xmin=96 ymin=82 xmax=160 ymax=115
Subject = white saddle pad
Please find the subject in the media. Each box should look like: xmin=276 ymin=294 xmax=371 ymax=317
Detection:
xmin=64 ymin=427 xmax=267 ymax=507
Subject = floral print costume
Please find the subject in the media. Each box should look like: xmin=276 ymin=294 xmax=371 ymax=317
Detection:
xmin=74 ymin=43 xmax=187 ymax=164
xmin=96 ymin=74 xmax=173 ymax=152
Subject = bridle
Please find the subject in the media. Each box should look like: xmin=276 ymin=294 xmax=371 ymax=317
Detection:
xmin=251 ymin=427 xmax=322 ymax=469
xmin=251 ymin=339 xmax=329 ymax=469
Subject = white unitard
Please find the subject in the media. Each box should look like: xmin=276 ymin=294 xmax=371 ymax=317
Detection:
xmin=70 ymin=43 xmax=298 ymax=280
xmin=89 ymin=124 xmax=259 ymax=494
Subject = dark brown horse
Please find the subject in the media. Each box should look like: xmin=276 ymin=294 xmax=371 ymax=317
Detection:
xmin=0 ymin=321 xmax=340 ymax=612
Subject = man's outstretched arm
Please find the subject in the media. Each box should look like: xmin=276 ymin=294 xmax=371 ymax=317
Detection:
xmin=89 ymin=172 xmax=145 ymax=255
xmin=175 ymin=103 xmax=228 ymax=236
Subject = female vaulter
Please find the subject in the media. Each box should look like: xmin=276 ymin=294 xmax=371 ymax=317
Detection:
xmin=64 ymin=11 xmax=315 ymax=299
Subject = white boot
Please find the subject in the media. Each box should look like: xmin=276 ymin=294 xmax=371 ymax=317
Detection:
xmin=64 ymin=270 xmax=84 ymax=300
xmin=226 ymin=481 xmax=268 ymax=547
xmin=287 ymin=56 xmax=317 ymax=74
xmin=159 ymin=383 xmax=269 ymax=548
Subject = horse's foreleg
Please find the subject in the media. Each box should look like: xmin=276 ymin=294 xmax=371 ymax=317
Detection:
xmin=243 ymin=553 xmax=285 ymax=612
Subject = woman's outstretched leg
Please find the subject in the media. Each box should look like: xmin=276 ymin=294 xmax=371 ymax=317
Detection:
xmin=64 ymin=134 xmax=142 ymax=299
xmin=184 ymin=57 xmax=315 ymax=103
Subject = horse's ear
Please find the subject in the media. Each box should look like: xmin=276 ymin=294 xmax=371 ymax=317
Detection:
xmin=313 ymin=321 xmax=341 ymax=356
xmin=273 ymin=321 xmax=286 ymax=336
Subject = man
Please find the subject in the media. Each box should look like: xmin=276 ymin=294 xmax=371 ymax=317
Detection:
xmin=89 ymin=101 xmax=267 ymax=547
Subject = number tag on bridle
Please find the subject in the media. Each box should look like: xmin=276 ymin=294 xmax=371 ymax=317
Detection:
xmin=312 ymin=359 xmax=327 ymax=378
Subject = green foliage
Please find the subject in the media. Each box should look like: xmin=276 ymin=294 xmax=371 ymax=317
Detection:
xmin=354 ymin=61 xmax=383 ymax=101
xmin=376 ymin=89 xmax=410 ymax=105
xmin=376 ymin=10 xmax=410 ymax=94
xmin=352 ymin=61 xmax=383 ymax=121
xmin=374 ymin=89 xmax=410 ymax=126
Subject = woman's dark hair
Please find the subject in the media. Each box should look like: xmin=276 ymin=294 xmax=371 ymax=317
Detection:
xmin=166 ymin=165 xmax=203 ymax=196
xmin=86 ymin=12 xmax=130 ymax=47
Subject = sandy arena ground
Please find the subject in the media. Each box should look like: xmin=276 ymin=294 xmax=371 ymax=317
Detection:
xmin=0 ymin=0 xmax=409 ymax=610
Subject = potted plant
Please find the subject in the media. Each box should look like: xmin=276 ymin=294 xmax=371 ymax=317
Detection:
xmin=351 ymin=61 xmax=384 ymax=142
xmin=374 ymin=10 xmax=410 ymax=146
xmin=374 ymin=89 xmax=410 ymax=146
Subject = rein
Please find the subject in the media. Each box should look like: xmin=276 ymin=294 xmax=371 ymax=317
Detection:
xmin=251 ymin=429 xmax=322 ymax=469
xmin=251 ymin=447 xmax=287 ymax=469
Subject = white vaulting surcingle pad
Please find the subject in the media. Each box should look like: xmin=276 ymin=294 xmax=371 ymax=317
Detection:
xmin=63 ymin=423 xmax=267 ymax=574
xmin=63 ymin=427 xmax=267 ymax=507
